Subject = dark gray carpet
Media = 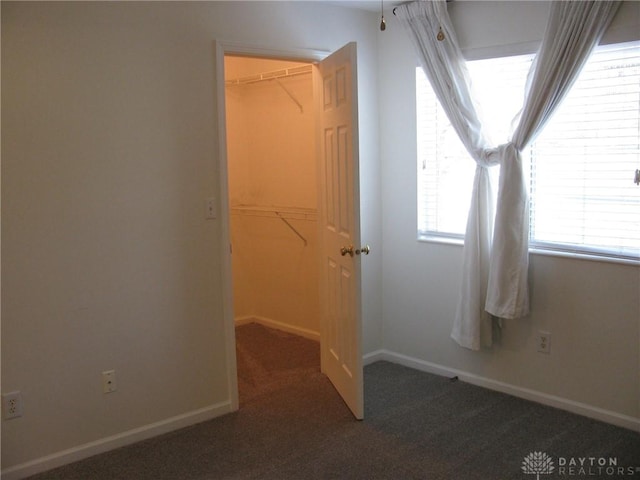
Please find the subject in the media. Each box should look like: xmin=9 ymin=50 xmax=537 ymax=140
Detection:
xmin=26 ymin=323 xmax=640 ymax=479
xmin=235 ymin=323 xmax=320 ymax=405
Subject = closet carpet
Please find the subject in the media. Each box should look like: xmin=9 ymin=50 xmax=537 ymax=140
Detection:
xmin=26 ymin=323 xmax=640 ymax=479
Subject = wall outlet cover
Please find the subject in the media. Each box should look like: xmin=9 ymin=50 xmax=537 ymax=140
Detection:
xmin=537 ymin=331 xmax=551 ymax=354
xmin=102 ymin=370 xmax=117 ymax=393
xmin=2 ymin=391 xmax=23 ymax=420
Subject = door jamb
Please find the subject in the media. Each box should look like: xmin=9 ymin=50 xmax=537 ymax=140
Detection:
xmin=214 ymin=40 xmax=330 ymax=411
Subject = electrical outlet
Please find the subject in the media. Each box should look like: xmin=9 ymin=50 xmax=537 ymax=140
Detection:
xmin=205 ymin=197 xmax=216 ymax=219
xmin=3 ymin=391 xmax=23 ymax=420
xmin=102 ymin=370 xmax=117 ymax=393
xmin=537 ymin=331 xmax=551 ymax=354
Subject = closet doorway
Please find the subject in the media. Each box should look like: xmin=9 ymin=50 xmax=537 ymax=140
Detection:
xmin=218 ymin=43 xmax=363 ymax=418
xmin=224 ymin=55 xmax=321 ymax=404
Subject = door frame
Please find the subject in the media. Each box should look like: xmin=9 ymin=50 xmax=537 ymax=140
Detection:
xmin=214 ymin=40 xmax=331 ymax=410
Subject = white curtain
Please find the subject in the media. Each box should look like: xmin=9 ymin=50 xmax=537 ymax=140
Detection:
xmin=396 ymin=0 xmax=621 ymax=350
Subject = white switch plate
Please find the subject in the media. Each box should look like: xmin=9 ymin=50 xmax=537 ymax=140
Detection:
xmin=206 ymin=197 xmax=216 ymax=219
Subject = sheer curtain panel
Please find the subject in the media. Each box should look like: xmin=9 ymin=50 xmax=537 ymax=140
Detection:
xmin=396 ymin=0 xmax=622 ymax=350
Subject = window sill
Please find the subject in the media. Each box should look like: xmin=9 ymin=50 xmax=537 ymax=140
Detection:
xmin=529 ymin=247 xmax=639 ymax=266
xmin=417 ymin=234 xmax=463 ymax=247
xmin=417 ymin=235 xmax=640 ymax=266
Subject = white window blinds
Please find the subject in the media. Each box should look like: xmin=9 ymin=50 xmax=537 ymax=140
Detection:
xmin=417 ymin=41 xmax=640 ymax=261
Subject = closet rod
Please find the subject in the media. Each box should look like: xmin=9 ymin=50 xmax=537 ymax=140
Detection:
xmin=230 ymin=205 xmax=317 ymax=220
xmin=225 ymin=64 xmax=312 ymax=86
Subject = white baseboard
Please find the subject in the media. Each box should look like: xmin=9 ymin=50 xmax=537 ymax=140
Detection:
xmin=8 ymin=349 xmax=635 ymax=480
xmin=235 ymin=315 xmax=320 ymax=342
xmin=364 ymin=349 xmax=640 ymax=433
xmin=1 ymin=401 xmax=234 ymax=480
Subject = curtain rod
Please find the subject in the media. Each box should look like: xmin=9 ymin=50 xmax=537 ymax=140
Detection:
xmin=393 ymin=0 xmax=452 ymax=16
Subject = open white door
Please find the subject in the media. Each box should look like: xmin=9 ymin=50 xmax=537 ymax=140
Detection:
xmin=315 ymin=42 xmax=364 ymax=420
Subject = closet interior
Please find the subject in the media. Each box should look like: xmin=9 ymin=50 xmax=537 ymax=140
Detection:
xmin=224 ymin=55 xmax=320 ymax=343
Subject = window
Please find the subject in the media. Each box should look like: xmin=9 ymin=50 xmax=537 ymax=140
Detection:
xmin=417 ymin=42 xmax=640 ymax=261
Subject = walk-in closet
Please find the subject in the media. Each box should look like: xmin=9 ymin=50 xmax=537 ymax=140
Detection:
xmin=224 ymin=56 xmax=320 ymax=351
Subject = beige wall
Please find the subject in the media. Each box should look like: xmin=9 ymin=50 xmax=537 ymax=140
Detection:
xmin=2 ymin=0 xmax=638 ymax=477
xmin=1 ymin=1 xmax=382 ymax=475
xmin=379 ymin=1 xmax=640 ymax=425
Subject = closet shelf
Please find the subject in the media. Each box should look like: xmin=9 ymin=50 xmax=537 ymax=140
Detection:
xmin=231 ymin=205 xmax=317 ymax=221
xmin=225 ymin=65 xmax=312 ymax=86
xmin=231 ymin=205 xmax=316 ymax=246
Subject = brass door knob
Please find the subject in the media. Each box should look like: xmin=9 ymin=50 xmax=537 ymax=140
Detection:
xmin=340 ymin=245 xmax=355 ymax=257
